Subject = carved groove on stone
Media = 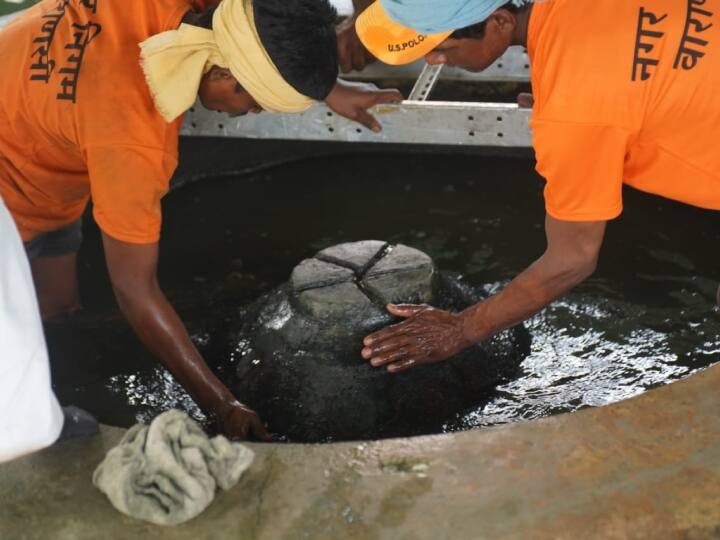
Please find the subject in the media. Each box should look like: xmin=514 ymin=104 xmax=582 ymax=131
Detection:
xmin=291 ymin=258 xmax=354 ymax=293
xmin=355 ymin=243 xmax=394 ymax=280
xmin=314 ymin=241 xmax=389 ymax=275
xmin=355 ymin=277 xmax=391 ymax=309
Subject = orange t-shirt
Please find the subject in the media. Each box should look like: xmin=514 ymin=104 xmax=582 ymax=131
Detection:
xmin=528 ymin=0 xmax=720 ymax=221
xmin=0 ymin=0 xmax=214 ymax=242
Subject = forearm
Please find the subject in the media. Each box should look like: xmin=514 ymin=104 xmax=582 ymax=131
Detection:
xmin=114 ymin=283 xmax=236 ymax=419
xmin=461 ymin=252 xmax=596 ymax=342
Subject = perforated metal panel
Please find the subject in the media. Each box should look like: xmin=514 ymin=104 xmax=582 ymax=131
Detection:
xmin=182 ymin=101 xmax=532 ymax=147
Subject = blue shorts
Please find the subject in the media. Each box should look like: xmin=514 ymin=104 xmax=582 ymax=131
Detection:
xmin=23 ymin=219 xmax=83 ymax=260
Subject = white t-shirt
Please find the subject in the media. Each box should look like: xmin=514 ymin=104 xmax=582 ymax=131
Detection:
xmin=0 ymin=197 xmax=63 ymax=462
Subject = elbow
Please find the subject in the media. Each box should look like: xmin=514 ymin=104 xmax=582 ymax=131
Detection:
xmin=542 ymin=248 xmax=599 ymax=291
xmin=111 ymin=282 xmax=141 ymax=315
xmin=577 ymin=257 xmax=598 ymax=283
xmin=110 ymin=275 xmax=158 ymax=316
xmin=565 ymin=251 xmax=598 ymax=286
xmin=542 ymin=217 xmax=605 ymax=291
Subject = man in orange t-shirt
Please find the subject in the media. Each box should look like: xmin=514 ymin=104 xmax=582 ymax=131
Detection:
xmin=0 ymin=0 xmax=401 ymax=439
xmin=353 ymin=0 xmax=720 ymax=372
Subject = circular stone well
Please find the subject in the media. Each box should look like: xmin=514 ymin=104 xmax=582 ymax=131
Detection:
xmin=232 ymin=241 xmax=531 ymax=442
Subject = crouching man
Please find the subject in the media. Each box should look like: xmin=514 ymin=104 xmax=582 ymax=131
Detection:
xmin=355 ymin=0 xmax=720 ymax=371
xmin=0 ymin=0 xmax=401 ymax=440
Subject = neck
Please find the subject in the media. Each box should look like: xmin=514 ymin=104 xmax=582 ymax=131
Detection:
xmin=511 ymin=4 xmax=533 ymax=47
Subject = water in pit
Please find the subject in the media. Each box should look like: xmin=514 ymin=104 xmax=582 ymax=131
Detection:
xmin=46 ymin=152 xmax=720 ymax=439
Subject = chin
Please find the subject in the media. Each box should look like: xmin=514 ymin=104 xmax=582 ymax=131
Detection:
xmin=197 ymin=93 xmax=218 ymax=112
xmin=463 ymin=62 xmax=491 ymax=73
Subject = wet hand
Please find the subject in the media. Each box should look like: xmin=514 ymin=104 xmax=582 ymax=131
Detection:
xmin=361 ymin=304 xmax=475 ymax=373
xmin=325 ymin=79 xmax=403 ymax=133
xmin=336 ymin=16 xmax=375 ymax=73
xmin=218 ymin=401 xmax=272 ymax=442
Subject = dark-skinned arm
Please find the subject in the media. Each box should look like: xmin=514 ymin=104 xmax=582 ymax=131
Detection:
xmin=336 ymin=0 xmax=376 ymax=73
xmin=361 ymin=214 xmax=607 ymax=372
xmin=102 ymin=232 xmax=271 ymax=440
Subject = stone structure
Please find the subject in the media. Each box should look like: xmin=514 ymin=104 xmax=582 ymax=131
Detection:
xmin=232 ymin=241 xmax=530 ymax=442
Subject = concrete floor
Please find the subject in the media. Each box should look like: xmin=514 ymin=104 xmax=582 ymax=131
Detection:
xmin=2 ymin=364 xmax=720 ymax=539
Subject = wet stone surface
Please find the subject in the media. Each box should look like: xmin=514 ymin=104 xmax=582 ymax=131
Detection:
xmin=231 ymin=241 xmax=531 ymax=442
xmin=293 ymin=241 xmax=434 ymax=317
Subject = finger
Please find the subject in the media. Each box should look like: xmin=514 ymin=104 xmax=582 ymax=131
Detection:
xmin=517 ymin=92 xmax=534 ymax=108
xmin=338 ymin=45 xmax=353 ymax=74
xmin=339 ymin=58 xmax=353 ymax=74
xmin=352 ymin=47 xmax=367 ymax=73
xmin=386 ymin=303 xmax=428 ymax=318
xmin=250 ymin=416 xmax=273 ymax=442
xmin=424 ymin=52 xmax=447 ymax=65
xmin=353 ymin=108 xmax=381 ymax=133
xmin=372 ymin=88 xmax=404 ymax=105
xmin=362 ymin=334 xmax=415 ymax=360
xmin=369 ymin=346 xmax=414 ymax=367
xmin=387 ymin=358 xmax=418 ymax=373
xmin=363 ymin=318 xmax=414 ymax=347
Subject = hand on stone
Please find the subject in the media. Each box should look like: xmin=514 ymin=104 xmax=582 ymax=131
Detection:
xmin=325 ymin=79 xmax=403 ymax=133
xmin=361 ymin=304 xmax=475 ymax=373
xmin=336 ymin=16 xmax=375 ymax=73
xmin=218 ymin=401 xmax=272 ymax=442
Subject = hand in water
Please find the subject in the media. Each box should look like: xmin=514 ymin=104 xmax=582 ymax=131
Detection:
xmin=361 ymin=304 xmax=475 ymax=373
xmin=218 ymin=401 xmax=272 ymax=442
xmin=324 ymin=79 xmax=402 ymax=133
xmin=336 ymin=16 xmax=375 ymax=73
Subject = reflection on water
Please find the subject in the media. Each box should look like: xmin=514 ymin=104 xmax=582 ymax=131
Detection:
xmin=450 ymin=295 xmax=719 ymax=430
xmin=52 ymin=152 xmax=720 ymax=433
xmin=108 ymin=369 xmax=206 ymax=426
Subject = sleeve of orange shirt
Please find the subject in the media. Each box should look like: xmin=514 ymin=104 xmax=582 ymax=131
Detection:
xmin=532 ymin=120 xmax=631 ymax=222
xmin=86 ymin=146 xmax=177 ymax=244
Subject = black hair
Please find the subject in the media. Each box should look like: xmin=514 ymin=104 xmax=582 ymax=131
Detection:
xmin=253 ymin=0 xmax=338 ymax=101
xmin=194 ymin=6 xmax=216 ymax=29
xmin=450 ymin=2 xmax=528 ymax=40
xmin=191 ymin=1 xmax=338 ymax=101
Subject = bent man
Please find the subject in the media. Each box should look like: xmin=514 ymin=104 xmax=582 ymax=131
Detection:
xmin=0 ymin=0 xmax=400 ymax=439
xmin=355 ymin=0 xmax=720 ymax=370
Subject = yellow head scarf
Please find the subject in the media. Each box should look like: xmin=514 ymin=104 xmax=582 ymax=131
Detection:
xmin=139 ymin=0 xmax=314 ymax=122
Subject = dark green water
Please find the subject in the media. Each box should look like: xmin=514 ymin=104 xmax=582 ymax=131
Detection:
xmin=48 ymin=152 xmax=720 ymax=433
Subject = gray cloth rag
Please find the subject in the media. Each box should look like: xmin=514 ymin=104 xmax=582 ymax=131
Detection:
xmin=93 ymin=409 xmax=254 ymax=526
